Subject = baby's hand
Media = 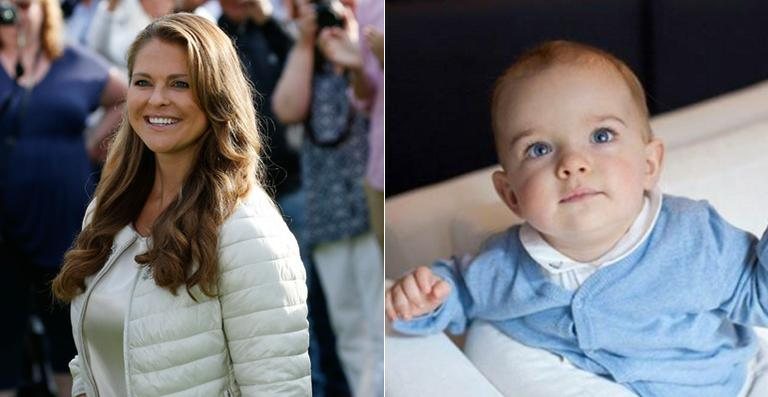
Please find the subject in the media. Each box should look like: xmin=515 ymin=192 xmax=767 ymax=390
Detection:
xmin=386 ymin=266 xmax=451 ymax=321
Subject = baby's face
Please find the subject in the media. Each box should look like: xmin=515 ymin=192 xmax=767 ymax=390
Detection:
xmin=492 ymin=63 xmax=663 ymax=252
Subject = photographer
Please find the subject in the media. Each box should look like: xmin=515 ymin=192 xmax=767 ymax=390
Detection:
xmin=0 ymin=0 xmax=125 ymax=395
xmin=316 ymin=0 xmax=383 ymax=249
xmin=273 ymin=0 xmax=383 ymax=396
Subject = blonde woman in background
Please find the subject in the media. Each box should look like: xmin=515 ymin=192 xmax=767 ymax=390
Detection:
xmin=0 ymin=0 xmax=125 ymax=395
xmin=53 ymin=13 xmax=310 ymax=396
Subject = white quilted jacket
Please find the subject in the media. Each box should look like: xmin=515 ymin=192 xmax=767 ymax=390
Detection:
xmin=68 ymin=188 xmax=311 ymax=396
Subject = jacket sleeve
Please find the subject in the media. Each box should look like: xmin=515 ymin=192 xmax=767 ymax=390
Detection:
xmin=217 ymin=197 xmax=311 ymax=396
xmin=68 ymin=200 xmax=98 ymax=397
xmin=69 ymin=355 xmax=87 ymax=396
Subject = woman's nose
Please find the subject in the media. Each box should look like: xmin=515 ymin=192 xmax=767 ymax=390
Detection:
xmin=148 ymin=87 xmax=169 ymax=106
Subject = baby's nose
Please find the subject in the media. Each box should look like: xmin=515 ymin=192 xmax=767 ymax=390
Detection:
xmin=556 ymin=153 xmax=591 ymax=178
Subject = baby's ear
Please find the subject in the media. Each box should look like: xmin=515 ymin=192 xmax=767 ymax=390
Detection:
xmin=643 ymin=137 xmax=665 ymax=189
xmin=492 ymin=170 xmax=522 ymax=217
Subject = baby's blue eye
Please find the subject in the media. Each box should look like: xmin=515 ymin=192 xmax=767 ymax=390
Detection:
xmin=525 ymin=142 xmax=552 ymax=159
xmin=591 ymin=128 xmax=615 ymax=144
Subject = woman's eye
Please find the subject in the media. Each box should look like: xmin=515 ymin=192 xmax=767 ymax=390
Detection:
xmin=591 ymin=128 xmax=615 ymax=144
xmin=172 ymin=81 xmax=190 ymax=88
xmin=524 ymin=142 xmax=552 ymax=159
xmin=133 ymin=79 xmax=150 ymax=87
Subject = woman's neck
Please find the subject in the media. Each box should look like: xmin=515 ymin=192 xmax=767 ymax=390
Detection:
xmin=1 ymin=25 xmax=40 ymax=55
xmin=152 ymin=155 xmax=193 ymax=209
xmin=1 ymin=38 xmax=43 ymax=82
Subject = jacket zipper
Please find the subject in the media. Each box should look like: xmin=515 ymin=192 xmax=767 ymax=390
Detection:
xmin=122 ymin=264 xmax=144 ymax=396
xmin=77 ymin=236 xmax=138 ymax=396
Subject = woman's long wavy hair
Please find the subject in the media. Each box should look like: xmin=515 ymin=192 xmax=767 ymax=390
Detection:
xmin=53 ymin=13 xmax=264 ymax=302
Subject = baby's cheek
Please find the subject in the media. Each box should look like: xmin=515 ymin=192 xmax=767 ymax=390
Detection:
xmin=609 ymin=158 xmax=648 ymax=197
xmin=517 ymin=179 xmax=555 ymax=221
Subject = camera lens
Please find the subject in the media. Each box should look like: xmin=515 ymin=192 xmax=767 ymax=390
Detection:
xmin=0 ymin=2 xmax=17 ymax=26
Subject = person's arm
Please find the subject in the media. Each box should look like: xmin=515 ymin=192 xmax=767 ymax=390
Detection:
xmin=217 ymin=194 xmax=311 ymax=395
xmin=87 ymin=67 xmax=127 ymax=163
xmin=317 ymin=8 xmax=375 ymax=102
xmin=714 ymin=205 xmax=768 ymax=326
xmin=271 ymin=0 xmax=316 ymax=124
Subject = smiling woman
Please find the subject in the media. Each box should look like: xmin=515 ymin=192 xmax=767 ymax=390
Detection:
xmin=127 ymin=39 xmax=209 ymax=182
xmin=51 ymin=13 xmax=311 ymax=397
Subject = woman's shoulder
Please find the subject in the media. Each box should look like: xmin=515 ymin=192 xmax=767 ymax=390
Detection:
xmin=217 ymin=186 xmax=303 ymax=279
xmin=219 ymin=186 xmax=291 ymax=250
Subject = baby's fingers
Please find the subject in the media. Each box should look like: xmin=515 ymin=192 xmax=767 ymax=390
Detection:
xmin=391 ymin=283 xmax=414 ymax=320
xmin=428 ymin=279 xmax=451 ymax=305
xmin=413 ymin=266 xmax=435 ymax=294
xmin=401 ymin=273 xmax=428 ymax=311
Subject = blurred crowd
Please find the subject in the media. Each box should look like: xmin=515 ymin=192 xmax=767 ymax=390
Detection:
xmin=0 ymin=0 xmax=383 ymax=396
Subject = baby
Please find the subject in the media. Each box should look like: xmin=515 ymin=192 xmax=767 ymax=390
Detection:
xmin=386 ymin=40 xmax=768 ymax=396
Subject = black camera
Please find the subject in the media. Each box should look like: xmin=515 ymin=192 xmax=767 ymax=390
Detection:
xmin=0 ymin=1 xmax=17 ymax=26
xmin=313 ymin=1 xmax=343 ymax=29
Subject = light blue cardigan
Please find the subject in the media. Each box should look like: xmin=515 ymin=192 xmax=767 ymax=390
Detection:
xmin=393 ymin=195 xmax=768 ymax=396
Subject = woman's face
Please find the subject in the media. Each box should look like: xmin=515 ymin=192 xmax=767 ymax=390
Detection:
xmin=0 ymin=0 xmax=43 ymax=49
xmin=127 ymin=39 xmax=209 ymax=161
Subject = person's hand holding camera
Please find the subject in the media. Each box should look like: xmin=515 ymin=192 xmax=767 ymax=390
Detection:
xmin=317 ymin=6 xmax=362 ymax=70
xmin=294 ymin=0 xmax=318 ymax=48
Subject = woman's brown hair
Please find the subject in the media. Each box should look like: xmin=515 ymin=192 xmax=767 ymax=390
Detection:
xmin=53 ymin=13 xmax=263 ymax=301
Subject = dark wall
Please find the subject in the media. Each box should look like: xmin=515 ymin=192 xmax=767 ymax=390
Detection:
xmin=386 ymin=0 xmax=768 ymax=196
xmin=648 ymin=1 xmax=768 ymax=112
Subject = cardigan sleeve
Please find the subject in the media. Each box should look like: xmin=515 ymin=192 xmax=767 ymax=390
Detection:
xmin=217 ymin=192 xmax=311 ymax=396
xmin=705 ymin=204 xmax=768 ymax=327
xmin=719 ymin=233 xmax=768 ymax=326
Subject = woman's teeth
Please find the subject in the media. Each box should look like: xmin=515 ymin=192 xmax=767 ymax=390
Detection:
xmin=148 ymin=117 xmax=178 ymax=125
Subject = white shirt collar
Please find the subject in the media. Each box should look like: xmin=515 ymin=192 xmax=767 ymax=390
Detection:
xmin=520 ymin=187 xmax=663 ymax=275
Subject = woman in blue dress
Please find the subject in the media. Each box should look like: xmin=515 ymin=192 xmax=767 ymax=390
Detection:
xmin=0 ymin=0 xmax=126 ymax=395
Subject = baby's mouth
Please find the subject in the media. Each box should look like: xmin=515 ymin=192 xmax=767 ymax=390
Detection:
xmin=560 ymin=188 xmax=602 ymax=203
